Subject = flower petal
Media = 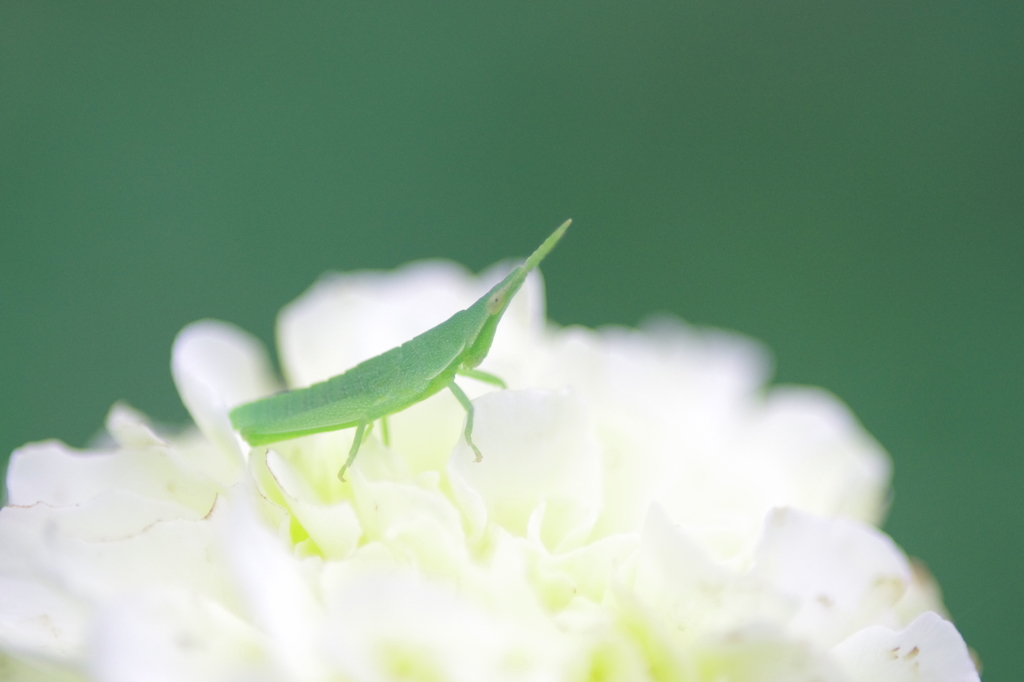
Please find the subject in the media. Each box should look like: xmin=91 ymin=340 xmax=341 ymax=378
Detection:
xmin=323 ymin=573 xmax=573 ymax=682
xmin=264 ymin=449 xmax=362 ymax=560
xmin=0 ymin=575 xmax=87 ymax=663
xmin=6 ymin=440 xmax=217 ymax=516
xmin=733 ymin=387 xmax=892 ymax=525
xmin=448 ymin=389 xmax=603 ymax=553
xmin=223 ymin=491 xmax=328 ymax=682
xmin=89 ymin=591 xmax=267 ymax=682
xmin=831 ymin=611 xmax=980 ymax=682
xmin=45 ymin=499 xmax=235 ymax=608
xmin=350 ymin=469 xmax=467 ymax=580
xmin=171 ymin=320 xmax=279 ymax=460
xmin=634 ymin=505 xmax=793 ymax=642
xmin=692 ymin=627 xmax=847 ymax=682
xmin=750 ymin=508 xmax=911 ymax=647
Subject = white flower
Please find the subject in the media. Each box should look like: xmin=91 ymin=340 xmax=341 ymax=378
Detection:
xmin=0 ymin=261 xmax=979 ymax=681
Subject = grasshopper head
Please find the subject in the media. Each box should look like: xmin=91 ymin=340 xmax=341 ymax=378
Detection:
xmin=462 ymin=220 xmax=570 ymax=368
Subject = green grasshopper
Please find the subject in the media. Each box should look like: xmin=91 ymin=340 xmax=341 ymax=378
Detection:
xmin=229 ymin=220 xmax=571 ymax=481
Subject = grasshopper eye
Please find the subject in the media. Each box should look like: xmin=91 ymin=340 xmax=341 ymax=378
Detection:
xmin=486 ymin=289 xmax=507 ymax=314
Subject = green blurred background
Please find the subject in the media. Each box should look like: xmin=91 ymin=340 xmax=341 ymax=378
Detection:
xmin=1 ymin=1 xmax=1020 ymax=676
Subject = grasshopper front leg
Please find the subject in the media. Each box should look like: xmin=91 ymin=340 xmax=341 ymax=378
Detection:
xmin=456 ymin=368 xmax=507 ymax=389
xmin=448 ymin=382 xmax=483 ymax=462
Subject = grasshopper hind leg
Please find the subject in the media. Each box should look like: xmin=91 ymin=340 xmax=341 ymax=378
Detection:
xmin=338 ymin=421 xmax=369 ymax=482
